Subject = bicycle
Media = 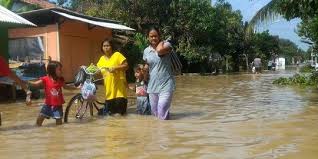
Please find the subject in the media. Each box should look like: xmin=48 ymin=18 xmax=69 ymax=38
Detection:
xmin=64 ymin=66 xmax=136 ymax=123
xmin=64 ymin=66 xmax=104 ymax=123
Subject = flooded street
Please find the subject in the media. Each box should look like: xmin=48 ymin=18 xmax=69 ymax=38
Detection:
xmin=1 ymin=69 xmax=318 ymax=159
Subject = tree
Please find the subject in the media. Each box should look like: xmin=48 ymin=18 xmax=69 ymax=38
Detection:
xmin=69 ymin=0 xmax=285 ymax=73
xmin=249 ymin=0 xmax=281 ymax=28
xmin=278 ymin=38 xmax=305 ymax=64
xmin=0 ymin=0 xmax=14 ymax=9
xmin=251 ymin=31 xmax=279 ymax=61
xmin=249 ymin=0 xmax=318 ymax=47
xmin=297 ymin=17 xmax=318 ymax=45
xmin=70 ymin=0 xmax=172 ymax=32
xmin=0 ymin=0 xmax=40 ymax=12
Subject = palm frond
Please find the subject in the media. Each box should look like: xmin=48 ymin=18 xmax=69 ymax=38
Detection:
xmin=248 ymin=0 xmax=281 ymax=31
xmin=0 ymin=0 xmax=14 ymax=9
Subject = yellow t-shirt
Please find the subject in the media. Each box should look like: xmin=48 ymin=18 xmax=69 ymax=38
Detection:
xmin=97 ymin=52 xmax=127 ymax=100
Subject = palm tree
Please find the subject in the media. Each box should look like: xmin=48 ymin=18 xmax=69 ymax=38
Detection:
xmin=248 ymin=0 xmax=281 ymax=30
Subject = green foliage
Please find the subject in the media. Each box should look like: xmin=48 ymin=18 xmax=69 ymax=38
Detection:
xmin=273 ymin=72 xmax=318 ymax=86
xmin=0 ymin=0 xmax=40 ymax=12
xmin=134 ymin=33 xmax=148 ymax=53
xmin=273 ymin=77 xmax=291 ymax=85
xmin=278 ymin=0 xmax=318 ymax=47
xmin=250 ymin=0 xmax=318 ymax=54
xmin=297 ymin=17 xmax=318 ymax=45
xmin=0 ymin=0 xmax=14 ymax=9
xmin=278 ymin=38 xmax=306 ymax=64
xmin=299 ymin=64 xmax=314 ymax=73
xmin=249 ymin=0 xmax=281 ymax=28
xmin=278 ymin=0 xmax=318 ymax=20
xmin=121 ymin=33 xmax=148 ymax=82
xmin=69 ymin=0 xmax=303 ymax=73
xmin=252 ymin=31 xmax=279 ymax=59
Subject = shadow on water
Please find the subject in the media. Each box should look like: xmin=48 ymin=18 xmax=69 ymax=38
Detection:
xmin=128 ymin=106 xmax=204 ymax=120
xmin=0 ymin=124 xmax=37 ymax=131
xmin=169 ymin=111 xmax=204 ymax=120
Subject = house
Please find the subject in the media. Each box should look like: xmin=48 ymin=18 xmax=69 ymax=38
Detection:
xmin=8 ymin=7 xmax=135 ymax=82
xmin=1 ymin=0 xmax=52 ymax=60
xmin=0 ymin=4 xmax=36 ymax=60
xmin=0 ymin=5 xmax=36 ymax=101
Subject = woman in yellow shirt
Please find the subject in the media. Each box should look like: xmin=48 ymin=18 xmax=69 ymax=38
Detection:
xmin=97 ymin=39 xmax=129 ymax=115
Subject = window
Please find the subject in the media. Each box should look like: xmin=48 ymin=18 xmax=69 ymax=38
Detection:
xmin=9 ymin=37 xmax=45 ymax=61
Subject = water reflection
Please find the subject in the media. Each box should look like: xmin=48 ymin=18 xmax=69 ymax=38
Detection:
xmin=1 ymin=70 xmax=318 ymax=158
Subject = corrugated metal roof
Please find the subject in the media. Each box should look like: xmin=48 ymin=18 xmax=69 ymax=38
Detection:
xmin=20 ymin=7 xmax=120 ymax=24
xmin=52 ymin=11 xmax=135 ymax=31
xmin=0 ymin=5 xmax=36 ymax=26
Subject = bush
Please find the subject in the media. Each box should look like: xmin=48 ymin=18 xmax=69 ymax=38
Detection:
xmin=273 ymin=72 xmax=318 ymax=87
xmin=299 ymin=64 xmax=314 ymax=73
xmin=273 ymin=77 xmax=291 ymax=85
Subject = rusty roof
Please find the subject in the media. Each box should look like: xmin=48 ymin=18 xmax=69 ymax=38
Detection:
xmin=20 ymin=0 xmax=56 ymax=9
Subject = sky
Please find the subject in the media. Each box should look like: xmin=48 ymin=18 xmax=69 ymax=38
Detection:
xmin=221 ymin=0 xmax=310 ymax=51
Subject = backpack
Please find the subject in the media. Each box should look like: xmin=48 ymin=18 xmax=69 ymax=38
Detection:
xmin=74 ymin=67 xmax=87 ymax=87
xmin=170 ymin=49 xmax=182 ymax=75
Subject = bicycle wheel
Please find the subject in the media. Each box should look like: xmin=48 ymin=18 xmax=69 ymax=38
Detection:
xmin=64 ymin=93 xmax=90 ymax=123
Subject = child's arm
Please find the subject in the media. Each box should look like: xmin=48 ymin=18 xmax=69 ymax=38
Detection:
xmin=143 ymin=64 xmax=149 ymax=82
xmin=128 ymin=83 xmax=136 ymax=91
xmin=63 ymin=83 xmax=80 ymax=90
xmin=26 ymin=79 xmax=43 ymax=105
xmin=28 ymin=79 xmax=43 ymax=88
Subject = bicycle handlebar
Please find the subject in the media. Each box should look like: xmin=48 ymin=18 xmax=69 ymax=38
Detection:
xmin=80 ymin=65 xmax=108 ymax=76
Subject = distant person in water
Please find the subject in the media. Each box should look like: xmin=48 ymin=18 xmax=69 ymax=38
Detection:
xmin=267 ymin=60 xmax=272 ymax=70
xmin=253 ymin=57 xmax=262 ymax=74
xmin=271 ymin=61 xmax=276 ymax=71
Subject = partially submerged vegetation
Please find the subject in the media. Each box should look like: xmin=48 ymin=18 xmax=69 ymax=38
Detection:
xmin=273 ymin=65 xmax=318 ymax=86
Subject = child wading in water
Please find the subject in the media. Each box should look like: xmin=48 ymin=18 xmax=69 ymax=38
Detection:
xmin=28 ymin=61 xmax=76 ymax=126
xmin=132 ymin=65 xmax=151 ymax=115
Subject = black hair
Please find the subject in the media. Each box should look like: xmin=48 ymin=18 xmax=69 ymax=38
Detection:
xmin=47 ymin=60 xmax=62 ymax=80
xmin=100 ymin=39 xmax=114 ymax=53
xmin=147 ymin=26 xmax=160 ymax=36
xmin=134 ymin=65 xmax=143 ymax=72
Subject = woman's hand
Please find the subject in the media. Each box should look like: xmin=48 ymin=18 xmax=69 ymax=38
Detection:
xmin=108 ymin=67 xmax=115 ymax=73
xmin=156 ymin=41 xmax=164 ymax=52
xmin=156 ymin=41 xmax=172 ymax=56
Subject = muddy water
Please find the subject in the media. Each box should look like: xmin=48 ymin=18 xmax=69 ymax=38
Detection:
xmin=1 ymin=70 xmax=318 ymax=159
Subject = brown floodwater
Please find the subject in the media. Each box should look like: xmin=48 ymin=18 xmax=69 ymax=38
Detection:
xmin=1 ymin=69 xmax=318 ymax=159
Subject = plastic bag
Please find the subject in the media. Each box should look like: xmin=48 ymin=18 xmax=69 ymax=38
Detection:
xmin=81 ymin=81 xmax=96 ymax=100
xmin=74 ymin=67 xmax=87 ymax=87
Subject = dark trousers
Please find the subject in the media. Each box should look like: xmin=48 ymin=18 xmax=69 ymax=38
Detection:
xmin=100 ymin=97 xmax=127 ymax=115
